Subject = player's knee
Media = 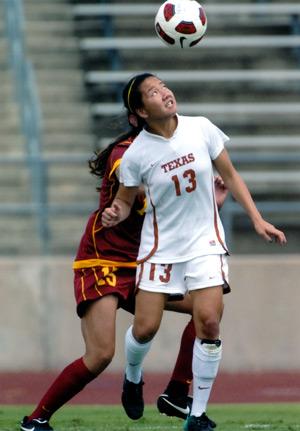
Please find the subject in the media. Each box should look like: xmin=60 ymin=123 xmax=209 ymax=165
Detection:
xmin=201 ymin=317 xmax=220 ymax=339
xmin=99 ymin=349 xmax=114 ymax=367
xmin=87 ymin=345 xmax=115 ymax=374
xmin=133 ymin=324 xmax=158 ymax=343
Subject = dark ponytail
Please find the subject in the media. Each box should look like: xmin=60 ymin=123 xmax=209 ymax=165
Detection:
xmin=89 ymin=130 xmax=137 ymax=179
xmin=89 ymin=73 xmax=155 ymax=181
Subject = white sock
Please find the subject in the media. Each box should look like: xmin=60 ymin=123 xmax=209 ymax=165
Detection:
xmin=125 ymin=325 xmax=152 ymax=383
xmin=191 ymin=338 xmax=222 ymax=417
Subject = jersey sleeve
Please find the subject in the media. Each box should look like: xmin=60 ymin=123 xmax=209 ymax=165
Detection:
xmin=202 ymin=117 xmax=230 ymax=160
xmin=107 ymin=145 xmax=126 ymax=177
xmin=119 ymin=148 xmax=141 ymax=186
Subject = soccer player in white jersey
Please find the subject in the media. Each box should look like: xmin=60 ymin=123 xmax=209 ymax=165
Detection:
xmin=102 ymin=73 xmax=287 ymax=431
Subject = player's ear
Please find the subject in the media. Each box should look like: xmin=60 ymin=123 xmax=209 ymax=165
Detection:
xmin=136 ymin=107 xmax=148 ymax=119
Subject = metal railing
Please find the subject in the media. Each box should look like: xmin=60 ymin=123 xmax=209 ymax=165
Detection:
xmin=3 ymin=0 xmax=49 ymax=253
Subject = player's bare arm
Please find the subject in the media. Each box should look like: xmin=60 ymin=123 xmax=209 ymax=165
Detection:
xmin=213 ymin=149 xmax=287 ymax=245
xmin=214 ymin=175 xmax=228 ymax=209
xmin=102 ymin=185 xmax=138 ymax=227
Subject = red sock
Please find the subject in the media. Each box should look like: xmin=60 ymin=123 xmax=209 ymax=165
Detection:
xmin=28 ymin=358 xmax=95 ymax=421
xmin=167 ymin=319 xmax=195 ymax=394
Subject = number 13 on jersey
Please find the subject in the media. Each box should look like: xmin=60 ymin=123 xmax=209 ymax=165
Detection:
xmin=171 ymin=169 xmax=197 ymax=196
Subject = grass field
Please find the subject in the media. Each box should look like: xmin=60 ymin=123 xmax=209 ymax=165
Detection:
xmin=1 ymin=403 xmax=300 ymax=431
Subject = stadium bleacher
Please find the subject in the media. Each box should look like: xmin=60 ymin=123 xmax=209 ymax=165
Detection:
xmin=0 ymin=0 xmax=97 ymax=255
xmin=70 ymin=1 xmax=300 ymax=251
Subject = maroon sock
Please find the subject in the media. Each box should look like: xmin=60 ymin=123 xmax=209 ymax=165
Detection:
xmin=28 ymin=358 xmax=95 ymax=421
xmin=166 ymin=319 xmax=195 ymax=396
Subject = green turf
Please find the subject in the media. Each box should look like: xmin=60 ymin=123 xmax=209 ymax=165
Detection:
xmin=1 ymin=404 xmax=300 ymax=431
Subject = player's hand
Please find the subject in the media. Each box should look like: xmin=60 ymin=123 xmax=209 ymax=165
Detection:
xmin=214 ymin=175 xmax=228 ymax=209
xmin=102 ymin=202 xmax=122 ymax=227
xmin=253 ymin=219 xmax=287 ymax=245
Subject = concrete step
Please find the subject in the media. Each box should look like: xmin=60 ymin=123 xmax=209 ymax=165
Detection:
xmin=36 ymin=69 xmax=84 ymax=85
xmin=27 ymin=35 xmax=78 ymax=52
xmin=91 ymin=21 xmax=291 ymax=39
xmin=0 ymin=39 xmax=8 ymax=56
xmin=48 ymin=184 xmax=97 ymax=205
xmin=42 ymin=116 xmax=92 ymax=133
xmin=1 ymin=87 xmax=16 ymax=101
xmin=114 ymin=0 xmax=298 ymax=4
xmin=0 ymin=72 xmax=14 ymax=88
xmin=47 ymin=164 xmax=93 ymax=181
xmin=91 ymin=83 xmax=300 ymax=104
xmin=0 ymin=118 xmax=21 ymax=133
xmin=34 ymin=69 xmax=86 ymax=104
xmin=0 ymin=135 xmax=24 ymax=154
xmin=23 ymin=19 xmax=75 ymax=36
xmin=0 ymin=216 xmax=40 ymax=255
xmin=0 ymin=188 xmax=31 ymax=204
xmin=0 ymin=177 xmax=31 ymax=203
xmin=83 ymin=48 xmax=296 ymax=72
xmin=43 ymin=132 xmax=95 ymax=153
xmin=29 ymin=53 xmax=81 ymax=69
xmin=0 ymin=162 xmax=29 ymax=179
xmin=0 ymin=173 xmax=97 ymax=205
xmin=41 ymin=103 xmax=90 ymax=118
xmin=94 ymin=117 xmax=300 ymax=140
xmin=49 ymin=214 xmax=92 ymax=254
xmin=23 ymin=2 xmax=73 ymax=20
xmin=37 ymin=87 xmax=86 ymax=103
xmin=24 ymin=0 xmax=69 ymax=3
xmin=0 ymin=103 xmax=19 ymax=119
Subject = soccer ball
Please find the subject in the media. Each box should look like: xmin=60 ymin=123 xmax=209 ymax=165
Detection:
xmin=155 ymin=0 xmax=207 ymax=48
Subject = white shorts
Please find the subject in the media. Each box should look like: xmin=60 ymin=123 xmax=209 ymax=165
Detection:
xmin=136 ymin=254 xmax=229 ymax=295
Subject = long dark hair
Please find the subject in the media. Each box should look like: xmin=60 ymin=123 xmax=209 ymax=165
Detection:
xmin=89 ymin=73 xmax=155 ymax=180
xmin=89 ymin=130 xmax=136 ymax=179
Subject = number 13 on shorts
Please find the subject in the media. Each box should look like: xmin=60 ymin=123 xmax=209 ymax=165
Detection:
xmin=136 ymin=262 xmax=182 ymax=295
xmin=149 ymin=263 xmax=172 ymax=283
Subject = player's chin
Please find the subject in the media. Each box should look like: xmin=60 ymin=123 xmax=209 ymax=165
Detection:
xmin=166 ymin=104 xmax=177 ymax=116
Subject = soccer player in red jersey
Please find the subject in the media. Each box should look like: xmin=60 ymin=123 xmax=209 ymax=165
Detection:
xmin=20 ymin=111 xmax=227 ymax=431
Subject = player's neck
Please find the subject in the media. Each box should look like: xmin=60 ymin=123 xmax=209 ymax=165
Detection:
xmin=145 ymin=115 xmax=178 ymax=139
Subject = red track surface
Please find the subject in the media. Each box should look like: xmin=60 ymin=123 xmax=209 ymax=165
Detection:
xmin=1 ymin=371 xmax=300 ymax=405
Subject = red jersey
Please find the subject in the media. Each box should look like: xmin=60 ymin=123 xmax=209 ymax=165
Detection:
xmin=73 ymin=137 xmax=145 ymax=270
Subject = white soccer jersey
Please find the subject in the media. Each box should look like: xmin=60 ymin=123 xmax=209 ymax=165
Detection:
xmin=120 ymin=115 xmax=229 ymax=263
